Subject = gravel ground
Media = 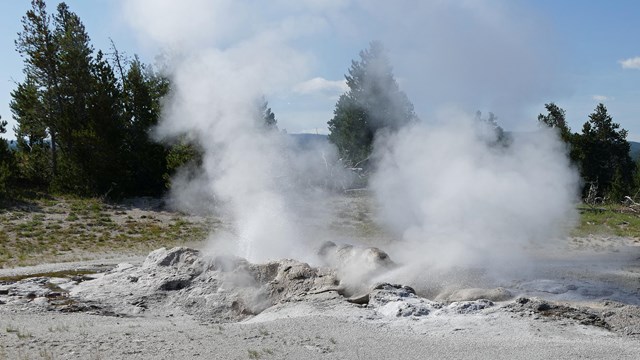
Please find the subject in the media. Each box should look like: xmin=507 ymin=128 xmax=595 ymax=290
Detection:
xmin=1 ymin=297 xmax=639 ymax=360
xmin=1 ymin=240 xmax=640 ymax=360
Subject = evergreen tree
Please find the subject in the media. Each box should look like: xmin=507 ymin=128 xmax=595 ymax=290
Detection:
xmin=51 ymin=2 xmax=97 ymax=193
xmin=10 ymin=77 xmax=52 ymax=187
xmin=538 ymin=103 xmax=571 ymax=142
xmin=14 ymin=0 xmax=97 ymax=192
xmin=609 ymin=166 xmax=630 ymax=202
xmin=538 ymin=103 xmax=578 ymax=162
xmin=121 ymin=57 xmax=169 ymax=196
xmin=10 ymin=78 xmax=47 ymax=149
xmin=328 ymin=41 xmax=416 ymax=166
xmin=87 ymin=50 xmax=128 ymax=196
xmin=633 ymin=155 xmax=640 ymax=199
xmin=576 ymin=103 xmax=634 ymax=200
xmin=163 ymin=137 xmax=202 ymax=189
xmin=474 ymin=111 xmax=507 ymax=145
xmin=258 ymin=98 xmax=277 ymax=131
xmin=15 ymin=0 xmax=61 ymax=177
xmin=0 ymin=116 xmax=16 ymax=198
xmin=13 ymin=2 xmax=172 ymax=197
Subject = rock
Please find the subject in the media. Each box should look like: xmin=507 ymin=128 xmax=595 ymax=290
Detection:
xmin=158 ymin=276 xmax=192 ymax=291
xmin=372 ymin=283 xmax=415 ymax=295
xmin=32 ymin=297 xmax=49 ymax=306
xmin=516 ymin=297 xmax=530 ymax=304
xmin=444 ymin=299 xmax=494 ymax=314
xmin=318 ymin=241 xmax=394 ymax=272
xmin=506 ymin=297 xmax=611 ymax=330
xmin=6 ymin=278 xmax=53 ymax=298
xmin=143 ymin=247 xmax=205 ymax=278
xmin=536 ymin=302 xmax=552 ymax=311
xmin=599 ymin=301 xmax=640 ymax=338
xmin=346 ymin=293 xmax=369 ymax=305
xmin=368 ymin=283 xmax=440 ymax=318
xmin=346 ymin=283 xmax=415 ymax=306
xmin=70 ymin=247 xmax=341 ymax=323
xmin=436 ymin=287 xmax=512 ymax=302
xmin=317 ymin=241 xmax=395 ymax=296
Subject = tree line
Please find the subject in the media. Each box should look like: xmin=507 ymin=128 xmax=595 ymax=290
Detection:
xmin=0 ymin=0 xmax=171 ymax=198
xmin=1 ymin=3 xmax=638 ymax=203
xmin=538 ymin=102 xmax=637 ymax=201
xmin=327 ymin=42 xmax=640 ymax=202
xmin=0 ymin=1 xmax=279 ymax=200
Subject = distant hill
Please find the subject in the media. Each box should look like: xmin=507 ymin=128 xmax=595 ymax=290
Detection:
xmin=630 ymin=141 xmax=640 ymax=160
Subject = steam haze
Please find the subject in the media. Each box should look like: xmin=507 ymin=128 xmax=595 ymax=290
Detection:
xmin=121 ymin=1 xmax=578 ymax=275
xmin=343 ymin=1 xmax=562 ymax=128
xmin=123 ymin=0 xmax=352 ymax=262
xmin=371 ymin=110 xmax=579 ymax=274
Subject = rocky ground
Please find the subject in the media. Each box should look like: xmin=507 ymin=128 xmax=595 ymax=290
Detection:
xmin=1 ymin=241 xmax=639 ymax=360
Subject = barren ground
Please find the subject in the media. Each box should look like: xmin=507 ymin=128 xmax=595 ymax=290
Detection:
xmin=1 ymin=194 xmax=640 ymax=360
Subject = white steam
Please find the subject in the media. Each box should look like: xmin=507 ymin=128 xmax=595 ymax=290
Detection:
xmin=121 ymin=0 xmax=579 ymax=279
xmin=371 ymin=110 xmax=579 ymax=272
xmin=122 ymin=1 xmax=355 ymax=263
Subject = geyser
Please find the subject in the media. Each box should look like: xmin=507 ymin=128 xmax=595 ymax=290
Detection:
xmin=371 ymin=112 xmax=580 ymax=273
xmin=122 ymin=1 xmax=580 ymax=285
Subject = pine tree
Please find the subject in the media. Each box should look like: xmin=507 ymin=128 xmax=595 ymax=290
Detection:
xmin=474 ymin=111 xmax=508 ymax=145
xmin=14 ymin=1 xmax=96 ymax=192
xmin=122 ymin=57 xmax=169 ymax=195
xmin=87 ymin=50 xmax=128 ymax=196
xmin=576 ymin=103 xmax=634 ymax=200
xmin=538 ymin=103 xmax=571 ymax=142
xmin=258 ymin=98 xmax=277 ymax=131
xmin=10 ymin=78 xmax=47 ymax=149
xmin=12 ymin=2 xmax=174 ymax=197
xmin=51 ymin=2 xmax=97 ymax=193
xmin=0 ymin=115 xmax=15 ymax=197
xmin=609 ymin=166 xmax=630 ymax=202
xmin=164 ymin=137 xmax=202 ymax=189
xmin=632 ymin=156 xmax=640 ymax=200
xmin=538 ymin=103 xmax=578 ymax=162
xmin=15 ymin=0 xmax=61 ymax=177
xmin=328 ymin=41 xmax=416 ymax=166
xmin=10 ymin=77 xmax=52 ymax=187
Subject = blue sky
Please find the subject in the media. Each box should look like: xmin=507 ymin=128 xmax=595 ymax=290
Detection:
xmin=1 ymin=0 xmax=639 ymax=141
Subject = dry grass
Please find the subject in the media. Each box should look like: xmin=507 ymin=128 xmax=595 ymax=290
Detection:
xmin=3 ymin=191 xmax=638 ymax=269
xmin=329 ymin=192 xmax=390 ymax=243
xmin=0 ymin=194 xmax=219 ymax=268
xmin=573 ymin=204 xmax=640 ymax=239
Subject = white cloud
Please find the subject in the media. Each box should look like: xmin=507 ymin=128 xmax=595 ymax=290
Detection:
xmin=620 ymin=57 xmax=640 ymax=69
xmin=592 ymin=95 xmax=610 ymax=101
xmin=294 ymin=77 xmax=347 ymax=95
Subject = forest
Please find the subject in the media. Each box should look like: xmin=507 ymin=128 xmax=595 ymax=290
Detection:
xmin=1 ymin=0 xmax=639 ymax=205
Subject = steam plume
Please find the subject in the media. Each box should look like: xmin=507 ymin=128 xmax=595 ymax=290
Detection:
xmin=122 ymin=0 xmax=354 ymax=262
xmin=121 ymin=1 xmax=578 ymax=277
xmin=371 ymin=110 xmax=579 ymax=274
